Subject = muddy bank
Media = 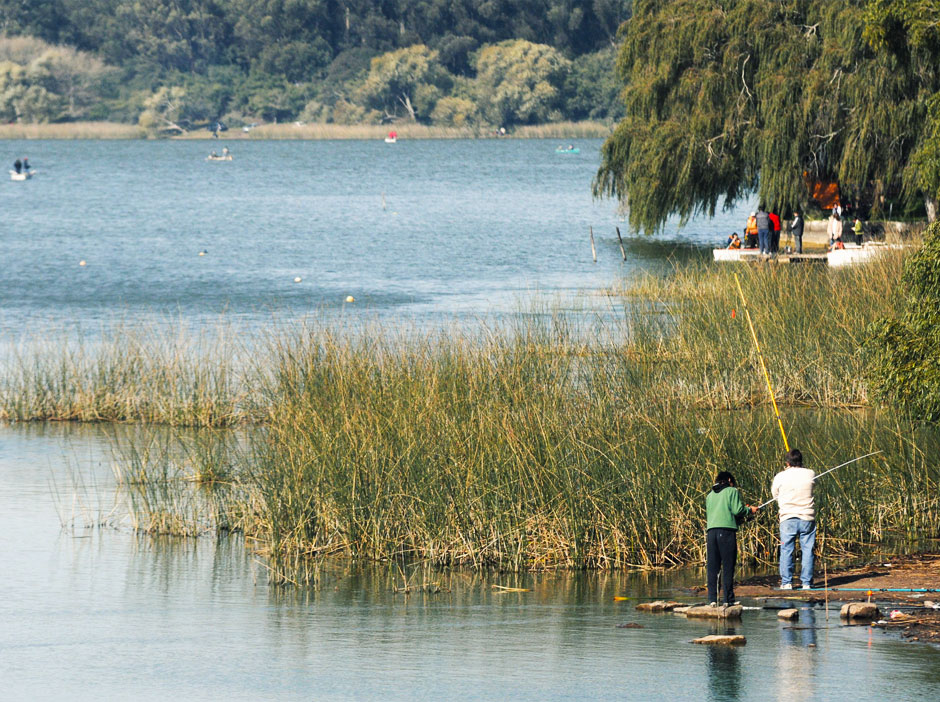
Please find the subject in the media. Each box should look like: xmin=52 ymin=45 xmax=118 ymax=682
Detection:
xmin=729 ymin=553 xmax=940 ymax=644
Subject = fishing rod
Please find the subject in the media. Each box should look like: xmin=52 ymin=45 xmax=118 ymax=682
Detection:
xmin=754 ymin=450 xmax=884 ymax=510
xmin=733 ymin=273 xmax=789 ymax=452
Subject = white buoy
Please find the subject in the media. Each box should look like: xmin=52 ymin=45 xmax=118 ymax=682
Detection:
xmin=345 ymin=295 xmax=355 ymax=303
xmin=294 ymin=276 xmax=302 ymax=283
xmin=79 ymin=260 xmax=86 ymax=267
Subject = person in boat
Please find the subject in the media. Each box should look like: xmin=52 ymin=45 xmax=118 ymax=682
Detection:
xmin=13 ymin=158 xmax=22 ymax=174
xmin=705 ymin=471 xmax=757 ymax=606
xmin=789 ymin=211 xmax=804 ymax=254
xmin=744 ymin=212 xmax=758 ymax=248
xmin=22 ymin=157 xmax=30 ymax=172
xmin=771 ymin=449 xmax=816 ymax=590
xmin=726 ymin=232 xmax=742 ymax=249
xmin=209 ymin=150 xmax=218 ymax=158
xmin=222 ymin=147 xmax=230 ymax=158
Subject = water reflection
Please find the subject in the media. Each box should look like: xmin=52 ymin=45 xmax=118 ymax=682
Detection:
xmin=706 ymin=643 xmax=741 ymax=702
xmin=776 ymin=607 xmax=818 ymax=701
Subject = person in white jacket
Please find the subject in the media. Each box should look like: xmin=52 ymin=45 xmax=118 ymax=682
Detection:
xmin=771 ymin=448 xmax=816 ymax=590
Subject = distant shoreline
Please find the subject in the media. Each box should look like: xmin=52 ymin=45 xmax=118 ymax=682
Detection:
xmin=0 ymin=120 xmax=612 ymax=141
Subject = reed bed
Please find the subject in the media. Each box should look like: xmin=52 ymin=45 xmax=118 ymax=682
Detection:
xmin=609 ymin=248 xmax=909 ymax=409
xmin=0 ymin=122 xmax=146 ymax=139
xmin=0 ymin=324 xmax=256 ymax=425
xmin=216 ymin=326 xmax=940 ymax=576
xmin=13 ymin=245 xmax=939 ymax=574
xmin=0 ymin=120 xmax=610 ymax=141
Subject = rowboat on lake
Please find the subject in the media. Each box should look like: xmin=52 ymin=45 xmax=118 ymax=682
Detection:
xmin=10 ymin=170 xmax=34 ymax=181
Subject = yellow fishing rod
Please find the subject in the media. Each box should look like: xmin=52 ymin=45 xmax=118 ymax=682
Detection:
xmin=733 ymin=272 xmax=789 ymax=451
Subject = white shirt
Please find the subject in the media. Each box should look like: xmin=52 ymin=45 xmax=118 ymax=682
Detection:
xmin=771 ymin=467 xmax=815 ymax=522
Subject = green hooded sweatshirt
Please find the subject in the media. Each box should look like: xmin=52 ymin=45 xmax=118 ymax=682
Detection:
xmin=706 ymin=484 xmax=747 ymax=530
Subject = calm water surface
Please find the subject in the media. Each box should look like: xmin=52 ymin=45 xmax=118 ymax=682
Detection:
xmin=0 ymin=139 xmax=747 ymax=334
xmin=3 ymin=143 xmax=937 ymax=698
xmin=1 ymin=423 xmax=938 ymax=700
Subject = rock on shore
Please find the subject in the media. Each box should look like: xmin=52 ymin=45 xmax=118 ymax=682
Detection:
xmin=841 ymin=602 xmax=880 ymax=621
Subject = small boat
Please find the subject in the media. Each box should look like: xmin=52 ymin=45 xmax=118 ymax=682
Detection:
xmin=206 ymin=154 xmax=233 ymax=161
xmin=385 ymin=130 xmax=398 ymax=144
xmin=555 ymin=145 xmax=579 ymax=154
xmin=10 ymin=170 xmax=34 ymax=181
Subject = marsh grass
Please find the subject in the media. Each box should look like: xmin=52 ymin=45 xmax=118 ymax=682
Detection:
xmin=13 ymin=248 xmax=940 ymax=574
xmin=0 ymin=324 xmax=254 ymax=425
xmin=0 ymin=120 xmax=609 ymax=141
xmin=611 ymin=249 xmax=910 ymax=409
xmin=231 ymin=315 xmax=939 ymax=576
xmin=0 ymin=122 xmax=146 ymax=139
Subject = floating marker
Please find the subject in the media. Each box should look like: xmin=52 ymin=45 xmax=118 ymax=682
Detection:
xmin=345 ymin=295 xmax=355 ymax=303
xmin=294 ymin=276 xmax=302 ymax=283
xmin=79 ymin=260 xmax=86 ymax=267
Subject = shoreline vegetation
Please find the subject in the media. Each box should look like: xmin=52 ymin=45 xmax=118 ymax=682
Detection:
xmin=0 ymin=120 xmax=612 ymax=141
xmin=8 ymin=244 xmax=939 ymax=580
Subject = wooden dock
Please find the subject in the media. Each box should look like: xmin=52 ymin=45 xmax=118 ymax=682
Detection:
xmin=713 ymin=249 xmax=828 ymax=264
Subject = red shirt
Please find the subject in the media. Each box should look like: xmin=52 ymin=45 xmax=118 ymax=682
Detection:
xmin=768 ymin=213 xmax=781 ymax=231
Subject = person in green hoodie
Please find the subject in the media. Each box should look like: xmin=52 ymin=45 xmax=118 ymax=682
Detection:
xmin=705 ymin=471 xmax=757 ymax=606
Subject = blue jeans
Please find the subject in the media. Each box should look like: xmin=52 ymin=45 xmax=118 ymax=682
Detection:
xmin=780 ymin=518 xmax=816 ymax=587
xmin=757 ymin=229 xmax=769 ymax=254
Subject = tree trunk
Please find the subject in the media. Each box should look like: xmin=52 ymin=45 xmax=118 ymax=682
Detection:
xmin=926 ymin=195 xmax=938 ymax=223
xmin=399 ymin=94 xmax=417 ymax=122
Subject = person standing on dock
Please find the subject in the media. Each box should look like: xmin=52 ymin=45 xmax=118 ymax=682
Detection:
xmin=768 ymin=211 xmax=781 ymax=254
xmin=789 ymin=211 xmax=804 ymax=253
xmin=745 ymin=213 xmax=758 ymax=248
xmin=827 ymin=212 xmax=843 ymax=248
xmin=705 ymin=471 xmax=757 ymax=606
xmin=756 ymin=207 xmax=771 ymax=255
xmin=772 ymin=449 xmax=816 ymax=590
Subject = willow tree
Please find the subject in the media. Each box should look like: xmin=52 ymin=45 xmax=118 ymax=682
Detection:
xmin=594 ymin=0 xmax=940 ymax=232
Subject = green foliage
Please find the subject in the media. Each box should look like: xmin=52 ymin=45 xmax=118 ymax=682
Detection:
xmin=866 ymin=222 xmax=940 ymax=421
xmin=358 ymin=45 xmax=451 ymax=122
xmin=0 ymin=1 xmax=634 ymax=126
xmin=563 ymin=47 xmax=624 ymax=121
xmin=596 ymin=0 xmax=940 ymax=234
xmin=474 ymin=39 xmax=571 ymax=126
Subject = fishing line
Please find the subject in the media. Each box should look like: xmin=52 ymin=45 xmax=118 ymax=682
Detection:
xmin=754 ymin=450 xmax=883 ymax=510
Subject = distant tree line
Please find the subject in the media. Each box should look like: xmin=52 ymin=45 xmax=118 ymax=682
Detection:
xmin=0 ymin=0 xmax=630 ymax=128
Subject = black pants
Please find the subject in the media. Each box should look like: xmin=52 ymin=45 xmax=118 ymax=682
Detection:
xmin=706 ymin=528 xmax=737 ymax=605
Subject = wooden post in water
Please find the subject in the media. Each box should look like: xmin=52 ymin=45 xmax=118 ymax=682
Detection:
xmin=616 ymin=226 xmax=626 ymax=261
xmin=590 ymin=226 xmax=597 ymax=262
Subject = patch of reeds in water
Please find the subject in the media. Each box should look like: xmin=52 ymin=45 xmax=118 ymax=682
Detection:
xmin=231 ymin=317 xmax=939 ymax=575
xmin=0 ymin=122 xmax=146 ymax=139
xmin=0 ymin=324 xmax=256 ymax=425
xmin=17 ymin=245 xmax=940 ymax=574
xmin=610 ymin=248 xmax=909 ymax=409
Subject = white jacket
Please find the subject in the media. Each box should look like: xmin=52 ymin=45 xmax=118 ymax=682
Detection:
xmin=771 ymin=467 xmax=815 ymax=522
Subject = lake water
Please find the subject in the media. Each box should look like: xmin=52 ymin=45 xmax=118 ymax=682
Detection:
xmin=2 ymin=141 xmax=938 ymax=698
xmin=1 ymin=138 xmax=747 ymax=335
xmin=2 ymin=422 xmax=939 ymax=699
